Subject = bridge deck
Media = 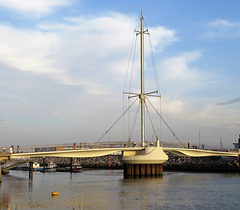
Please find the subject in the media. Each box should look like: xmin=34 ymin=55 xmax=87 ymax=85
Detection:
xmin=8 ymin=147 xmax=239 ymax=159
xmin=0 ymin=153 xmax=11 ymax=161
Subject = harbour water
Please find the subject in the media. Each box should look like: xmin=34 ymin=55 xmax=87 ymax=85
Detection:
xmin=0 ymin=170 xmax=240 ymax=209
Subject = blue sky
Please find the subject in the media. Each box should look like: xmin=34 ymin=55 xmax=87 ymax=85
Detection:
xmin=0 ymin=0 xmax=240 ymax=148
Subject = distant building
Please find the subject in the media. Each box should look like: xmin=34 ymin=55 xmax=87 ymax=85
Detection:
xmin=233 ymin=134 xmax=240 ymax=149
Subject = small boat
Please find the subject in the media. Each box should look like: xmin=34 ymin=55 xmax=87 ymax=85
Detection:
xmin=16 ymin=162 xmax=43 ymax=171
xmin=1 ymin=170 xmax=9 ymax=175
xmin=66 ymin=163 xmax=83 ymax=172
xmin=43 ymin=161 xmax=57 ymax=172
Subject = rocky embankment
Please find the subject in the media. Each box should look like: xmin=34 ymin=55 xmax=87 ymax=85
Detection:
xmin=163 ymin=156 xmax=240 ymax=172
xmin=30 ymin=155 xmax=240 ymax=172
xmin=32 ymin=155 xmax=123 ymax=169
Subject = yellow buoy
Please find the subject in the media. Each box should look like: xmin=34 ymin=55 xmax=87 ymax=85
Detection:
xmin=52 ymin=192 xmax=58 ymax=197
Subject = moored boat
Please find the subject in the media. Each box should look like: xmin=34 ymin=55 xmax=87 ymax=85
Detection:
xmin=43 ymin=161 xmax=57 ymax=172
xmin=16 ymin=162 xmax=43 ymax=171
xmin=66 ymin=163 xmax=83 ymax=172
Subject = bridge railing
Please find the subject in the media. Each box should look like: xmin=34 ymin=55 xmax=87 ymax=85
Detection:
xmin=0 ymin=141 xmax=140 ymax=154
xmin=0 ymin=140 xmax=236 ymax=154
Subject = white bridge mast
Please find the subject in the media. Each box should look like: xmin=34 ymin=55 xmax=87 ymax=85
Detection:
xmin=140 ymin=9 xmax=146 ymax=147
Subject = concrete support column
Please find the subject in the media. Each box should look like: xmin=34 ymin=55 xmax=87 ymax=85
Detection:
xmin=125 ymin=164 xmax=134 ymax=177
xmin=121 ymin=140 xmax=168 ymax=178
xmin=147 ymin=164 xmax=151 ymax=175
xmin=130 ymin=164 xmax=134 ymax=176
xmin=152 ymin=164 xmax=156 ymax=175
xmin=135 ymin=164 xmax=140 ymax=176
xmin=156 ymin=164 xmax=161 ymax=175
xmin=124 ymin=163 xmax=163 ymax=178
xmin=159 ymin=164 xmax=163 ymax=175
xmin=140 ymin=164 xmax=146 ymax=177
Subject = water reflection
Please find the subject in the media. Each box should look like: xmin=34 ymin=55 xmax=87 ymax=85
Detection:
xmin=0 ymin=188 xmax=9 ymax=209
xmin=29 ymin=179 xmax=33 ymax=192
xmin=0 ymin=170 xmax=240 ymax=209
xmin=120 ymin=176 xmax=167 ymax=209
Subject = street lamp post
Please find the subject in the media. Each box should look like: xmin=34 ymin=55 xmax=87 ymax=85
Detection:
xmin=199 ymin=130 xmax=201 ymax=149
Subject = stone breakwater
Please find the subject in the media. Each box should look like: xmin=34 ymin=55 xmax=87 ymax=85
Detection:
xmin=31 ymin=155 xmax=123 ymax=169
xmin=30 ymin=155 xmax=240 ymax=172
xmin=163 ymin=156 xmax=240 ymax=172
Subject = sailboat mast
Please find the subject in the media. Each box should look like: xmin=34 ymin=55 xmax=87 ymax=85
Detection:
xmin=140 ymin=10 xmax=145 ymax=147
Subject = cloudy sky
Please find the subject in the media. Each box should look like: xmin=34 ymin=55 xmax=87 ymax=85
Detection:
xmin=0 ymin=0 xmax=240 ymax=149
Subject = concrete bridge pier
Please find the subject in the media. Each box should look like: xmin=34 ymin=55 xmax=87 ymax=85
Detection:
xmin=124 ymin=163 xmax=163 ymax=178
xmin=122 ymin=140 xmax=168 ymax=178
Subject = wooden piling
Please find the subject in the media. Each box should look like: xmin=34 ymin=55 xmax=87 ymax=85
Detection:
xmin=147 ymin=164 xmax=151 ymax=175
xmin=43 ymin=157 xmax=45 ymax=173
xmin=70 ymin=158 xmax=73 ymax=173
xmin=135 ymin=164 xmax=140 ymax=176
xmin=159 ymin=164 xmax=163 ymax=175
xmin=124 ymin=164 xmax=128 ymax=179
xmin=29 ymin=162 xmax=33 ymax=179
xmin=124 ymin=163 xmax=163 ymax=178
xmin=140 ymin=164 xmax=146 ymax=177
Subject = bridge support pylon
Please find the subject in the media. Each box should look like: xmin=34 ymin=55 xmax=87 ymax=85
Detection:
xmin=124 ymin=163 xmax=164 ymax=178
xmin=122 ymin=140 xmax=168 ymax=178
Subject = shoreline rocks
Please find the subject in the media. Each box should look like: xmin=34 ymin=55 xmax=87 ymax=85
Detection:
xmin=163 ymin=156 xmax=240 ymax=172
xmin=30 ymin=155 xmax=240 ymax=172
xmin=31 ymin=155 xmax=123 ymax=169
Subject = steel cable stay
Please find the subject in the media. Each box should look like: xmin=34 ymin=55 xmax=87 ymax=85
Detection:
xmin=122 ymin=17 xmax=163 ymax=146
xmin=121 ymin=14 xmax=183 ymax=148
xmin=123 ymin=24 xmax=139 ymax=92
xmin=127 ymin=35 xmax=138 ymax=141
xmin=123 ymin=24 xmax=139 ymax=146
xmin=95 ymin=97 xmax=139 ymax=147
xmin=146 ymin=97 xmax=186 ymax=148
xmin=128 ymin=102 xmax=140 ymax=142
xmin=145 ymin=102 xmax=158 ymax=141
xmin=142 ymin=17 xmax=163 ymax=143
xmin=145 ymin=27 xmax=163 ymax=142
xmin=144 ymin=20 xmax=161 ymax=94
xmin=123 ymin=29 xmax=138 ymax=144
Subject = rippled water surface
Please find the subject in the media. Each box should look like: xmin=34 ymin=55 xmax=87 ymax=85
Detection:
xmin=1 ymin=169 xmax=240 ymax=209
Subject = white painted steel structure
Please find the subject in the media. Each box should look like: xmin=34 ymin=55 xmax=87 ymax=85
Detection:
xmin=10 ymin=146 xmax=239 ymax=159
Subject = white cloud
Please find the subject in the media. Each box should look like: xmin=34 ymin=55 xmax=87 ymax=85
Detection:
xmin=160 ymin=98 xmax=184 ymax=115
xmin=157 ymin=51 xmax=205 ymax=98
xmin=0 ymin=13 xmax=177 ymax=96
xmin=190 ymin=102 xmax=240 ymax=138
xmin=0 ymin=25 xmax=80 ymax=86
xmin=204 ymin=19 xmax=240 ymax=38
xmin=149 ymin=26 xmax=178 ymax=52
xmin=208 ymin=19 xmax=238 ymax=28
xmin=0 ymin=0 xmax=70 ymax=17
xmin=160 ymin=51 xmax=201 ymax=81
xmin=149 ymin=94 xmax=240 ymax=145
